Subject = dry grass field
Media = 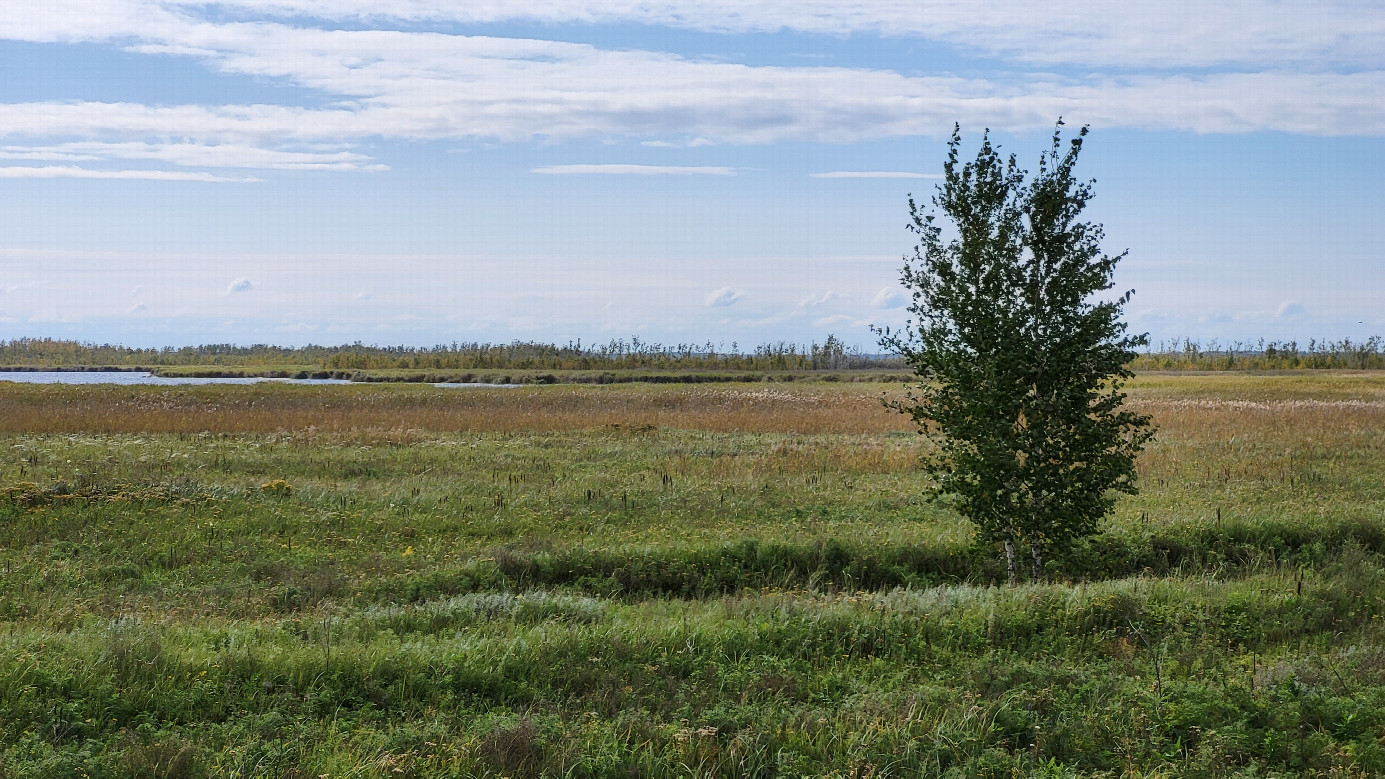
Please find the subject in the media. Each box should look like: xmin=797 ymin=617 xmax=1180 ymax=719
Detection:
xmin=0 ymin=381 xmax=911 ymax=436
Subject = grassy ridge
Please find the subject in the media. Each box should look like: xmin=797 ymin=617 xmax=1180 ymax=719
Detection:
xmin=2 ymin=374 xmax=1385 ymax=776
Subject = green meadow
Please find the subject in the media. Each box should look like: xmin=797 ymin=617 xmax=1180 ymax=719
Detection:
xmin=1 ymin=373 xmax=1384 ymax=777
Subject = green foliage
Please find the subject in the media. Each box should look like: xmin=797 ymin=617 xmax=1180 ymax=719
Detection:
xmin=882 ymin=124 xmax=1153 ymax=581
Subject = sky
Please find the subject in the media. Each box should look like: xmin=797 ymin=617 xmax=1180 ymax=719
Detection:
xmin=0 ymin=1 xmax=1383 ymax=350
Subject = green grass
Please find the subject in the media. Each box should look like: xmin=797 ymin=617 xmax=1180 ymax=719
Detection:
xmin=1 ymin=374 xmax=1384 ymax=776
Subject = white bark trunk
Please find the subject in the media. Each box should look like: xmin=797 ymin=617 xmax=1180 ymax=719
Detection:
xmin=1004 ymin=534 xmax=1017 ymax=584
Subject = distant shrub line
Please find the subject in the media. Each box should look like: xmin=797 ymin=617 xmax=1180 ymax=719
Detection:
xmin=117 ymin=367 xmax=912 ymax=384
xmin=1133 ymin=337 xmax=1385 ymax=370
xmin=4 ymin=335 xmax=1384 ymax=374
xmin=0 ymin=335 xmax=893 ymax=372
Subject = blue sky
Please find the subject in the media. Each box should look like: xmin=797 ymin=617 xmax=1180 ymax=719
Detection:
xmin=1 ymin=2 xmax=1382 ymax=350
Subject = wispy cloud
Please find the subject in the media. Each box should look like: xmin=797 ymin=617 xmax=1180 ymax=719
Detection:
xmin=640 ymin=137 xmax=716 ymax=148
xmin=0 ymin=16 xmax=1380 ymax=157
xmin=0 ymin=142 xmax=386 ymax=171
xmin=5 ymin=69 xmax=1383 ymax=151
xmin=814 ymin=314 xmax=857 ymax=328
xmin=0 ymin=149 xmax=101 ymax=162
xmin=531 ymin=164 xmax=737 ymax=175
xmin=227 ymin=278 xmax=253 ymax=293
xmin=800 ymin=290 xmax=846 ymax=308
xmin=141 ymin=1 xmax=1385 ymax=70
xmin=872 ymin=288 xmax=907 ymax=309
xmin=0 ymin=165 xmax=261 ymax=182
xmin=705 ymin=286 xmax=745 ymax=306
xmin=1276 ymin=300 xmax=1308 ymax=321
xmin=811 ymin=171 xmax=942 ymax=179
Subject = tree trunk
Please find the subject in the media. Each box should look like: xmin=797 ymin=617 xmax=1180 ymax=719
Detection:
xmin=1030 ymin=537 xmax=1044 ymax=581
xmin=1003 ymin=533 xmax=1017 ymax=585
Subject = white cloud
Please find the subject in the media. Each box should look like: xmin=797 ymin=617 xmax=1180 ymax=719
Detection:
xmin=0 ymin=149 xmax=101 ymax=162
xmin=1276 ymin=300 xmax=1308 ymax=320
xmin=143 ymin=1 xmax=1385 ymax=70
xmin=0 ymin=19 xmax=1380 ymax=156
xmin=531 ymin=164 xmax=737 ymax=175
xmin=0 ymin=165 xmax=261 ymax=182
xmin=0 ymin=0 xmax=1373 ymax=214
xmin=873 ymin=287 xmax=907 ymax=309
xmin=4 ymin=68 xmax=1383 ymax=150
xmin=812 ymin=171 xmax=942 ymax=179
xmin=705 ymin=286 xmax=744 ymax=306
xmin=127 ymin=302 xmax=148 ymax=314
xmin=640 ymin=137 xmax=716 ymax=148
xmin=800 ymin=290 xmax=845 ymax=308
xmin=227 ymin=278 xmax=253 ymax=293
xmin=0 ymin=142 xmax=385 ymax=171
xmin=0 ymin=0 xmax=171 ymax=44
xmin=813 ymin=314 xmax=856 ymax=327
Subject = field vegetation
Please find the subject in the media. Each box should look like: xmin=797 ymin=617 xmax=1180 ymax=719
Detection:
xmin=1 ymin=373 xmax=1384 ymax=776
xmin=0 ymin=336 xmax=882 ymax=375
xmin=3 ymin=336 xmax=1384 ymax=381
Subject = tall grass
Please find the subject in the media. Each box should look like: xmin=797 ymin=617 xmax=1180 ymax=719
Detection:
xmin=0 ymin=382 xmax=916 ymax=435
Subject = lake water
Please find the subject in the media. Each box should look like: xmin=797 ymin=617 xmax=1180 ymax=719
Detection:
xmin=0 ymin=371 xmax=521 ymax=388
xmin=0 ymin=371 xmax=351 ymax=386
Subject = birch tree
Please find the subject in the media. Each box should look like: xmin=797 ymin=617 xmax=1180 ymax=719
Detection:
xmin=880 ymin=123 xmax=1153 ymax=582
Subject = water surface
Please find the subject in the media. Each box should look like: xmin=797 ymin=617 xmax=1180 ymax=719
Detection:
xmin=0 ymin=371 xmax=350 ymax=386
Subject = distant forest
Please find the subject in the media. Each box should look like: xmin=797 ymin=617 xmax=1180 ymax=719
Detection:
xmin=1 ymin=335 xmax=1382 ymax=372
xmin=1133 ymin=337 xmax=1385 ymax=371
xmin=0 ymin=335 xmax=884 ymax=371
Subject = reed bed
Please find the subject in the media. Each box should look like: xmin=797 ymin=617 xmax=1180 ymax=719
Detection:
xmin=0 ymin=382 xmax=913 ymax=436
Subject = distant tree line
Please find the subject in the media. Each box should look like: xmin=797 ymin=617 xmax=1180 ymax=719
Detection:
xmin=1130 ymin=337 xmax=1385 ymax=371
xmin=0 ymin=335 xmax=897 ymax=371
xmin=3 ymin=335 xmax=1381 ymax=372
